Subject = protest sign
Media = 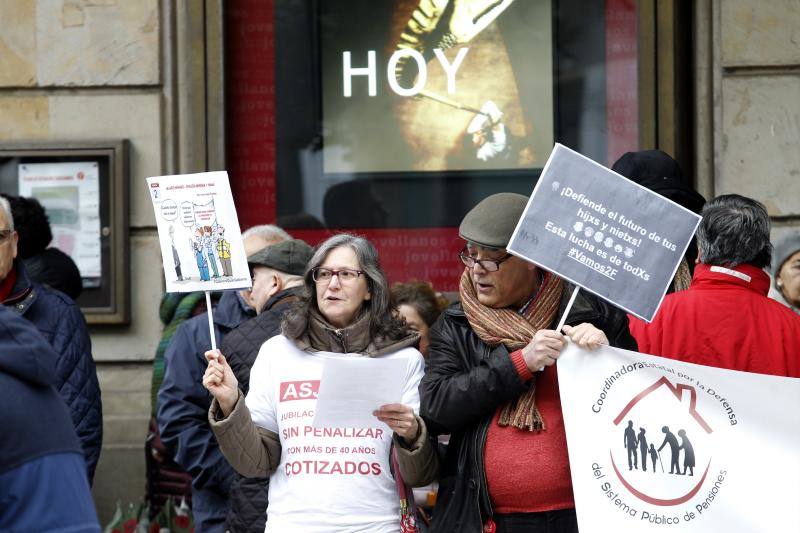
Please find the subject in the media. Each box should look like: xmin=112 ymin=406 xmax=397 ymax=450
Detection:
xmin=557 ymin=342 xmax=800 ymax=531
xmin=147 ymin=172 xmax=251 ymax=294
xmin=507 ymin=143 xmax=701 ymax=321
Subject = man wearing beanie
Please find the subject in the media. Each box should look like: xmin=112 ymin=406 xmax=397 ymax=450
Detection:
xmin=218 ymin=238 xmax=313 ymax=533
xmin=420 ymin=193 xmax=636 ymax=533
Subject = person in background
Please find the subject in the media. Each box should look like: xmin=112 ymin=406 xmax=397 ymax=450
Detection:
xmin=770 ymin=231 xmax=800 ymax=314
xmin=611 ymin=150 xmax=706 ymax=292
xmin=0 ymin=195 xmax=102 ymax=484
xmin=629 ymin=194 xmax=800 ymax=377
xmin=391 ymin=280 xmax=449 ymax=358
xmin=1 ymin=193 xmax=83 ymax=299
xmin=156 ymin=224 xmax=290 ymax=532
xmin=204 ymin=233 xmax=438 ymax=532
xmin=219 ymin=238 xmax=313 ymax=533
xmin=0 ymin=306 xmax=100 ymax=532
xmin=420 ymin=193 xmax=636 ymax=533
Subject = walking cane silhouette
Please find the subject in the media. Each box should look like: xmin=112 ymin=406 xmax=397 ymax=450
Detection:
xmin=657 ymin=451 xmax=665 ymax=473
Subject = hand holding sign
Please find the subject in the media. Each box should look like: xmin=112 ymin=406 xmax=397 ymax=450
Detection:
xmin=203 ymin=349 xmax=239 ymax=417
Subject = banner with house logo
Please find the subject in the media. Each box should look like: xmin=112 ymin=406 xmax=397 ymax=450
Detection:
xmin=507 ymin=143 xmax=701 ymax=321
xmin=558 ymin=342 xmax=800 ymax=531
xmin=146 ymin=172 xmax=251 ymax=293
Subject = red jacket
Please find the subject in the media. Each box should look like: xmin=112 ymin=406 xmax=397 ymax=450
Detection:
xmin=629 ymin=263 xmax=800 ymax=378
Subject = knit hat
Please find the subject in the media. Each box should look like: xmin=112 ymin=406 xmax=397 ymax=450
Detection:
xmin=611 ymin=150 xmax=706 ymax=214
xmin=772 ymin=232 xmax=800 ymax=278
xmin=247 ymin=239 xmax=313 ymax=276
xmin=459 ymin=193 xmax=529 ymax=248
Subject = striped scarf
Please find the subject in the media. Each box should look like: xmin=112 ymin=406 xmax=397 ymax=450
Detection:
xmin=460 ymin=269 xmax=564 ymax=431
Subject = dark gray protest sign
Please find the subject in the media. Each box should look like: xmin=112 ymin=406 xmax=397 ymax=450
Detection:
xmin=507 ymin=144 xmax=701 ymax=321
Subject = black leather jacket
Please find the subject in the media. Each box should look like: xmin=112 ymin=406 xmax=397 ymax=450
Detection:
xmin=419 ymin=286 xmax=637 ymax=532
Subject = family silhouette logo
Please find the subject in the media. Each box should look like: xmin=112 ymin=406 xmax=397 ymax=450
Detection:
xmin=560 ymin=343 xmax=799 ymax=531
xmin=609 ymin=377 xmax=713 ymax=506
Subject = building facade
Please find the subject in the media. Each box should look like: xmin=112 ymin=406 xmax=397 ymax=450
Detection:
xmin=0 ymin=0 xmax=797 ymax=523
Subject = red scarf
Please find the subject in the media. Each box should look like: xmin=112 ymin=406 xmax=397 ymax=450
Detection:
xmin=0 ymin=267 xmax=17 ymax=303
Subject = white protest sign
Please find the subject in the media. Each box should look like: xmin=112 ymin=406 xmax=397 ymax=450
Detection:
xmin=312 ymin=356 xmax=407 ymax=429
xmin=558 ymin=342 xmax=800 ymax=532
xmin=146 ymin=172 xmax=251 ymax=293
xmin=508 ymin=143 xmax=701 ymax=321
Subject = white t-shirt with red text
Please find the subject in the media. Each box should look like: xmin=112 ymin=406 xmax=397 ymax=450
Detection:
xmin=246 ymin=334 xmax=425 ymax=533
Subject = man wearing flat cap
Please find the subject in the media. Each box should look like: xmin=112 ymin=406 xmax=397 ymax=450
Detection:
xmin=218 ymin=238 xmax=313 ymax=533
xmin=420 ymin=193 xmax=636 ymax=533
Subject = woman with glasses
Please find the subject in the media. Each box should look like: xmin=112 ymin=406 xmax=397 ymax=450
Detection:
xmin=202 ymin=233 xmax=437 ymax=532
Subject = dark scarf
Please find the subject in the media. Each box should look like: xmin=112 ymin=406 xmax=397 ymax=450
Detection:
xmin=459 ymin=269 xmax=564 ymax=431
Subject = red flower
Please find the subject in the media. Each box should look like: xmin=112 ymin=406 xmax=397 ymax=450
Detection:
xmin=149 ymin=522 xmax=161 ymax=533
xmin=123 ymin=518 xmax=138 ymax=533
xmin=174 ymin=515 xmax=190 ymax=529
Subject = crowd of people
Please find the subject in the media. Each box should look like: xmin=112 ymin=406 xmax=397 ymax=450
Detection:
xmin=2 ymin=149 xmax=800 ymax=532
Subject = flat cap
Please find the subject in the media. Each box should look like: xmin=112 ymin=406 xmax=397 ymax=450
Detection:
xmin=247 ymin=238 xmax=313 ymax=276
xmin=459 ymin=192 xmax=528 ymax=248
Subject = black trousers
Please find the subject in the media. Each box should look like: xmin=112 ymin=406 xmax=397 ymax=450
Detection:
xmin=493 ymin=509 xmax=579 ymax=533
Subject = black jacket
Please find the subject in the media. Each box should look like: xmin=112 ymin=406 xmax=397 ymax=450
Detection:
xmin=3 ymin=262 xmax=102 ymax=484
xmin=420 ymin=286 xmax=636 ymax=533
xmin=219 ymin=287 xmax=302 ymax=533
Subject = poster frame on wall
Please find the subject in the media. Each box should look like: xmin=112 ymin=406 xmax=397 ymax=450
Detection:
xmin=0 ymin=140 xmax=130 ymax=325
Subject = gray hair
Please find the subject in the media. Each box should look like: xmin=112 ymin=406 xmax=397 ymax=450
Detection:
xmin=242 ymin=224 xmax=291 ymax=242
xmin=697 ymin=194 xmax=772 ymax=268
xmin=0 ymin=196 xmax=13 ymax=230
xmin=282 ymin=233 xmax=407 ymax=342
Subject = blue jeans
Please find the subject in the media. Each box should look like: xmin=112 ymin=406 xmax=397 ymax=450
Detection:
xmin=493 ymin=508 xmax=579 ymax=533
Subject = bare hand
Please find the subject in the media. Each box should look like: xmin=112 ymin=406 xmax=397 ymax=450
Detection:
xmin=562 ymin=323 xmax=608 ymax=350
xmin=521 ymin=329 xmax=566 ymax=372
xmin=373 ymin=403 xmax=419 ymax=441
xmin=202 ymin=349 xmax=239 ymax=416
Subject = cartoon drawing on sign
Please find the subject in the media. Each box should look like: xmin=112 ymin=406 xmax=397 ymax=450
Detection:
xmin=624 ymin=420 xmax=638 ymax=470
xmin=214 ymin=225 xmax=233 ymax=277
xmin=678 ymin=429 xmax=695 ymax=476
xmin=148 ymin=171 xmax=251 ymax=296
xmin=202 ymin=226 xmax=221 ymax=278
xmin=637 ymin=427 xmax=648 ymax=472
xmin=193 ymin=228 xmax=210 ymax=281
xmin=168 ymin=225 xmax=183 ymax=281
xmin=658 ymin=426 xmax=681 ymax=475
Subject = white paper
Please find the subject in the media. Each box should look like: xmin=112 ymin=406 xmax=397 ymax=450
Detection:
xmin=146 ymin=172 xmax=251 ymax=293
xmin=557 ymin=342 xmax=800 ymax=532
xmin=312 ymin=356 xmax=407 ymax=429
xmin=19 ymin=162 xmax=102 ymax=279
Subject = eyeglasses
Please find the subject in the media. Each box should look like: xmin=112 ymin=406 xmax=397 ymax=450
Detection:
xmin=312 ymin=267 xmax=364 ymax=283
xmin=0 ymin=229 xmax=13 ymax=242
xmin=459 ymin=248 xmax=512 ymax=272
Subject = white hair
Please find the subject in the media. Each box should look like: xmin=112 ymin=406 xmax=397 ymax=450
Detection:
xmin=0 ymin=196 xmax=13 ymax=230
xmin=242 ymin=224 xmax=291 ymax=242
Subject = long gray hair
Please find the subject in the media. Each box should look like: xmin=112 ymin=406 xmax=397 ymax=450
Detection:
xmin=282 ymin=233 xmax=407 ymax=341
